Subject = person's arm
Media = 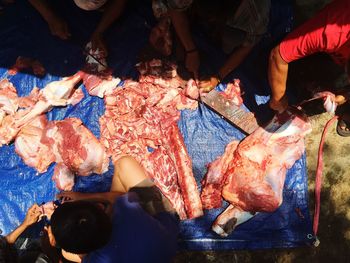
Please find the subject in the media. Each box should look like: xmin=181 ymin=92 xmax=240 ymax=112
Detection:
xmin=56 ymin=191 xmax=123 ymax=206
xmin=268 ymin=45 xmax=289 ymax=112
xmin=169 ymin=9 xmax=199 ymax=76
xmin=29 ymin=0 xmax=70 ymax=39
xmin=90 ymin=0 xmax=127 ymax=54
xmin=5 ymin=204 xmax=41 ymax=244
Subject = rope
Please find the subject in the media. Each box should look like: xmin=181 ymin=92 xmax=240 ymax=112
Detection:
xmin=313 ymin=115 xmax=339 ymax=239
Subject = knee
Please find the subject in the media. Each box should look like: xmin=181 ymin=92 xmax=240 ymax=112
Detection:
xmin=114 ymin=156 xmax=136 ymax=174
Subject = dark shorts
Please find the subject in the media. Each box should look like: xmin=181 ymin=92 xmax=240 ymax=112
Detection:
xmin=129 ymin=179 xmax=176 ymax=217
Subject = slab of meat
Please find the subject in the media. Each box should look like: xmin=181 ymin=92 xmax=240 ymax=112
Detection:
xmin=8 ymin=56 xmax=45 ymax=76
xmin=201 ymin=140 xmax=240 ymax=210
xmin=80 ymin=70 xmax=120 ymax=98
xmin=0 ymin=73 xmax=82 ymax=146
xmin=15 ymin=115 xmax=55 ymax=173
xmin=43 ymin=118 xmax=109 ymax=176
xmin=208 ymin=110 xmax=311 ymax=236
xmin=147 ymin=146 xmax=187 ymax=219
xmin=163 ymin=124 xmax=203 ymax=219
xmin=52 ymin=163 xmax=75 ymax=191
xmin=0 ymin=79 xmax=18 ymax=116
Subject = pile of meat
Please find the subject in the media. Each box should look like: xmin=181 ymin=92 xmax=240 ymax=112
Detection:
xmin=0 ymin=72 xmax=108 ymax=191
xmin=201 ymin=110 xmax=312 ymax=236
xmin=99 ymin=59 xmax=203 ymax=219
xmin=1 ymin=55 xmax=312 ymax=229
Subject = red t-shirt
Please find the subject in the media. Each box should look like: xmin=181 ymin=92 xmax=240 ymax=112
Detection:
xmin=279 ymin=0 xmax=350 ymax=66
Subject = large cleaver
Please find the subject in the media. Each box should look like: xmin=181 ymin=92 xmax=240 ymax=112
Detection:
xmin=199 ymin=90 xmax=260 ymax=135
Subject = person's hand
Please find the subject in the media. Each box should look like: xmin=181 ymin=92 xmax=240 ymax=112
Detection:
xmin=56 ymin=191 xmax=82 ymax=202
xmin=185 ymin=50 xmax=200 ymax=77
xmin=91 ymin=32 xmax=108 ymax=57
xmin=22 ymin=204 xmax=41 ymax=227
xmin=334 ymin=91 xmax=350 ymax=105
xmin=47 ymin=16 xmax=71 ymax=40
xmin=199 ymin=76 xmax=220 ymax=93
xmin=269 ymin=95 xmax=288 ymax=113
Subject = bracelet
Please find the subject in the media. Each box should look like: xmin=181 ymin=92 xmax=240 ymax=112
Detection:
xmin=185 ymin=48 xmax=198 ymax=54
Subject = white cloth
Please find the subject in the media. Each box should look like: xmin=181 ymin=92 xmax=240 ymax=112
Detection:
xmin=73 ymin=0 xmax=107 ymax=11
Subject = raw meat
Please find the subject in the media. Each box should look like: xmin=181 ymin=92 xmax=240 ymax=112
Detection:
xmin=85 ymin=41 xmax=108 ymax=72
xmin=99 ymin=60 xmax=203 ymax=219
xmin=8 ymin=56 xmax=45 ymax=76
xmin=43 ymin=118 xmax=109 ymax=176
xmin=17 ymin=87 xmax=40 ymax=108
xmin=208 ymin=110 xmax=311 ymax=236
xmin=163 ymin=124 xmax=203 ymax=219
xmin=312 ymin=91 xmax=337 ymax=113
xmin=80 ymin=71 xmax=120 ymax=98
xmin=0 ymin=79 xmax=18 ymax=115
xmin=184 ymin=79 xmax=200 ymax=100
xmin=15 ymin=115 xmax=55 ymax=173
xmin=0 ymin=73 xmax=82 ymax=146
xmin=201 ymin=140 xmax=239 ymax=210
xmin=52 ymin=163 xmax=75 ymax=191
xmin=147 ymin=146 xmax=187 ymax=219
xmin=219 ymin=79 xmax=243 ymax=106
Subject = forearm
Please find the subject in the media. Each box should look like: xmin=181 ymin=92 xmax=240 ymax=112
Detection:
xmin=169 ymin=9 xmax=196 ymax=51
xmin=268 ymin=45 xmax=289 ymax=101
xmin=94 ymin=0 xmax=127 ymax=34
xmin=29 ymin=0 xmax=56 ymax=22
xmin=218 ymin=45 xmax=253 ymax=79
xmin=5 ymin=223 xmax=28 ymax=244
xmin=71 ymin=191 xmax=123 ymax=205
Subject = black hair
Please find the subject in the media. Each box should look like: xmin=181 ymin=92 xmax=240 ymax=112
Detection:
xmin=50 ymin=201 xmax=112 ymax=254
xmin=0 ymin=236 xmax=16 ymax=263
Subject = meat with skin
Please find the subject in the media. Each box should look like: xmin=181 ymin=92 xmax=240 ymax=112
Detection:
xmin=8 ymin=56 xmax=45 ymax=76
xmin=80 ymin=70 xmax=120 ymax=98
xmin=43 ymin=118 xmax=109 ymax=176
xmin=209 ymin=110 xmax=311 ymax=236
xmin=201 ymin=140 xmax=239 ymax=210
xmin=0 ymin=79 xmax=18 ymax=115
xmin=17 ymin=87 xmax=40 ymax=108
xmin=15 ymin=115 xmax=55 ymax=173
xmin=184 ymin=79 xmax=200 ymax=100
xmin=52 ymin=163 xmax=75 ymax=191
xmin=312 ymin=91 xmax=337 ymax=113
xmin=0 ymin=73 xmax=82 ymax=146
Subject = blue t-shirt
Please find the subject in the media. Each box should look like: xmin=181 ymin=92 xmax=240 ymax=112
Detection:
xmin=82 ymin=192 xmax=179 ymax=263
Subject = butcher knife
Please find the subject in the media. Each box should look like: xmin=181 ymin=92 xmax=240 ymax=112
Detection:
xmin=196 ymin=89 xmax=330 ymax=135
xmin=199 ymin=90 xmax=260 ymax=135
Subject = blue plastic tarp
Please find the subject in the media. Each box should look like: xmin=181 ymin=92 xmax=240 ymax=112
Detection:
xmin=0 ymin=0 xmax=314 ymax=249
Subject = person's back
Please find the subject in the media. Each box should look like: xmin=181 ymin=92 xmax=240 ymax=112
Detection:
xmin=83 ymin=192 xmax=179 ymax=263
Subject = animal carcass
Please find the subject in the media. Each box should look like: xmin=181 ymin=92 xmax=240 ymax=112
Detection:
xmin=201 ymin=110 xmax=312 ymax=236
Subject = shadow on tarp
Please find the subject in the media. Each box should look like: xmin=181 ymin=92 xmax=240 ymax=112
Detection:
xmin=0 ymin=0 xmax=313 ymax=250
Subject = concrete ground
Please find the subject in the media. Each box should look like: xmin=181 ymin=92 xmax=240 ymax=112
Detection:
xmin=175 ymin=1 xmax=350 ymax=262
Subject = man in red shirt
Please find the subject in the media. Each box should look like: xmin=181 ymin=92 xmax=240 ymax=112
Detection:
xmin=268 ymin=0 xmax=350 ymax=136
